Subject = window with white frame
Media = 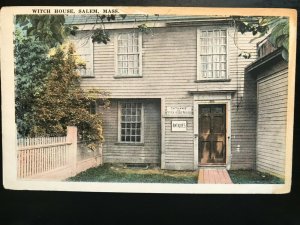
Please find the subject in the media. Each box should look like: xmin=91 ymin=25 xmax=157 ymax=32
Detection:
xmin=116 ymin=32 xmax=142 ymax=77
xmin=119 ymin=102 xmax=143 ymax=143
xmin=73 ymin=36 xmax=94 ymax=77
xmin=77 ymin=38 xmax=94 ymax=77
xmin=198 ymin=29 xmax=227 ymax=80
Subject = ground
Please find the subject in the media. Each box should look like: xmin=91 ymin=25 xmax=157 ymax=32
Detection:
xmin=228 ymin=170 xmax=284 ymax=184
xmin=67 ymin=164 xmax=284 ymax=184
xmin=67 ymin=164 xmax=198 ymax=183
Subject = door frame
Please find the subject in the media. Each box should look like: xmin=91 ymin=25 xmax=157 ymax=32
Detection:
xmin=198 ymin=104 xmax=227 ymax=165
xmin=193 ymin=96 xmax=232 ymax=170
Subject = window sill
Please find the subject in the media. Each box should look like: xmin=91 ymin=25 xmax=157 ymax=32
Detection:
xmin=114 ymin=75 xmax=143 ymax=79
xmin=114 ymin=142 xmax=145 ymax=146
xmin=81 ymin=76 xmax=95 ymax=78
xmin=195 ymin=79 xmax=231 ymax=83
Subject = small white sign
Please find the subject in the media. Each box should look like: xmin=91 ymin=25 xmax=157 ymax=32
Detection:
xmin=166 ymin=106 xmax=192 ymax=117
xmin=171 ymin=121 xmax=187 ymax=132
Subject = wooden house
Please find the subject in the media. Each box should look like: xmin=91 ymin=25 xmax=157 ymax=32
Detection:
xmin=246 ymin=39 xmax=288 ymax=178
xmin=66 ymin=15 xmax=288 ymax=178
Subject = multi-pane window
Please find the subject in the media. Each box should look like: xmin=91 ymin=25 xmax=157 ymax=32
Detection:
xmin=117 ymin=33 xmax=141 ymax=76
xmin=73 ymin=36 xmax=94 ymax=77
xmin=120 ymin=102 xmax=143 ymax=143
xmin=199 ymin=29 xmax=227 ymax=79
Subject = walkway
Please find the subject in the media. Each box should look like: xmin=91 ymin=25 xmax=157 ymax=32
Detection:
xmin=198 ymin=168 xmax=233 ymax=184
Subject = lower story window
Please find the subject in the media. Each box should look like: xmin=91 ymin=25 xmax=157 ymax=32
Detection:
xmin=120 ymin=102 xmax=143 ymax=143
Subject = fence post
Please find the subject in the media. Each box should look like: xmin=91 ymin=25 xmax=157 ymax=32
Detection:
xmin=99 ymin=143 xmax=103 ymax=166
xmin=66 ymin=126 xmax=77 ymax=176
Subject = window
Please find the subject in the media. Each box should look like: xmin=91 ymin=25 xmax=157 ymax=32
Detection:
xmin=89 ymin=101 xmax=96 ymax=114
xmin=197 ymin=29 xmax=227 ymax=80
xmin=116 ymin=32 xmax=142 ymax=77
xmin=73 ymin=36 xmax=94 ymax=77
xmin=119 ymin=102 xmax=143 ymax=143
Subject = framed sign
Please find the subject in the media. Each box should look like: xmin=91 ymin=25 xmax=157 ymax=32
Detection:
xmin=166 ymin=106 xmax=193 ymax=117
xmin=171 ymin=120 xmax=187 ymax=132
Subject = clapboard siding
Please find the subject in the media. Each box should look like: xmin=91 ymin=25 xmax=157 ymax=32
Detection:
xmin=230 ymin=67 xmax=257 ymax=170
xmin=164 ymin=118 xmax=194 ymax=170
xmin=101 ymin=99 xmax=161 ymax=164
xmin=71 ymin=23 xmax=262 ymax=170
xmin=256 ymin=62 xmax=288 ymax=178
xmin=78 ymin=27 xmax=257 ymax=98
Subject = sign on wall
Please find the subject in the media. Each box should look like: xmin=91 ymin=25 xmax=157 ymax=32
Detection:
xmin=171 ymin=121 xmax=187 ymax=132
xmin=166 ymin=106 xmax=193 ymax=117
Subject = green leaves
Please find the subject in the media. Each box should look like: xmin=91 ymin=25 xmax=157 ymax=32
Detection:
xmin=137 ymin=24 xmax=152 ymax=34
xmin=238 ymin=51 xmax=251 ymax=59
xmin=15 ymin=30 xmax=109 ymax=145
xmin=234 ymin=17 xmax=270 ymax=35
xmin=233 ymin=16 xmax=289 ymax=61
xmin=16 ymin=15 xmax=68 ymax=48
xmin=69 ymin=26 xmax=79 ymax=36
xmin=15 ymin=15 xmax=115 ymax=143
xmin=15 ymin=14 xmax=131 ymax=48
xmin=91 ymin=28 xmax=110 ymax=44
xmin=267 ymin=17 xmax=289 ymax=51
xmin=15 ymin=30 xmax=50 ymax=136
xmin=19 ymin=43 xmax=109 ymax=145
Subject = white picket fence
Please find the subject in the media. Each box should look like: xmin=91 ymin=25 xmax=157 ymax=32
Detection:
xmin=17 ymin=136 xmax=72 ymax=178
xmin=17 ymin=126 xmax=102 ymax=180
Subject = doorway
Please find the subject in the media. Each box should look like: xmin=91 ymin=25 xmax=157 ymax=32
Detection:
xmin=198 ymin=104 xmax=226 ymax=165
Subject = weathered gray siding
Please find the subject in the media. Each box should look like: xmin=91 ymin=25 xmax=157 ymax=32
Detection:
xmin=230 ymin=73 xmax=257 ymax=169
xmin=72 ymin=24 xmax=261 ymax=170
xmin=164 ymin=118 xmax=194 ymax=170
xmin=80 ymin=27 xmax=258 ymax=97
xmin=256 ymin=60 xmax=288 ymax=178
xmin=229 ymin=31 xmax=260 ymax=170
xmin=101 ymin=99 xmax=161 ymax=164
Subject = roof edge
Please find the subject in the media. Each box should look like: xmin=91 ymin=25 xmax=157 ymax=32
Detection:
xmin=245 ymin=48 xmax=284 ymax=74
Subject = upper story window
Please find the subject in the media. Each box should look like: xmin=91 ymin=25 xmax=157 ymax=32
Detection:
xmin=197 ymin=29 xmax=228 ymax=80
xmin=73 ymin=36 xmax=94 ymax=78
xmin=115 ymin=32 xmax=142 ymax=77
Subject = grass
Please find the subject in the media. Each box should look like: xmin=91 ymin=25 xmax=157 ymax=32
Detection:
xmin=67 ymin=164 xmax=284 ymax=184
xmin=67 ymin=164 xmax=198 ymax=183
xmin=228 ymin=170 xmax=284 ymax=184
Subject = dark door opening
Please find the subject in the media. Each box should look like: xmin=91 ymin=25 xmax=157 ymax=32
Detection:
xmin=199 ymin=104 xmax=226 ymax=165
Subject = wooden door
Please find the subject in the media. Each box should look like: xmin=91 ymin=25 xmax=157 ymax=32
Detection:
xmin=199 ymin=105 xmax=226 ymax=165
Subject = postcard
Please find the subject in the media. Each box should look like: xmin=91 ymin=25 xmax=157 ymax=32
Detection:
xmin=1 ymin=6 xmax=297 ymax=193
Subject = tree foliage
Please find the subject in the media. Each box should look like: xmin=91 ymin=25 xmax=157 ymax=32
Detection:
xmin=233 ymin=16 xmax=289 ymax=60
xmin=30 ymin=43 xmax=109 ymax=146
xmin=15 ymin=19 xmax=110 ymax=147
xmin=16 ymin=15 xmax=69 ymax=48
xmin=15 ymin=14 xmax=127 ymax=47
xmin=15 ymin=29 xmax=50 ymax=136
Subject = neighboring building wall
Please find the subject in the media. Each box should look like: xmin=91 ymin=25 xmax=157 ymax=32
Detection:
xmin=100 ymin=99 xmax=161 ymax=164
xmin=256 ymin=59 xmax=288 ymax=178
xmin=72 ymin=24 xmax=260 ymax=170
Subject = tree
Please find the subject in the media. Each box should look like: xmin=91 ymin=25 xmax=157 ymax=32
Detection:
xmin=16 ymin=14 xmax=154 ymax=47
xmin=15 ymin=17 xmax=110 ymax=147
xmin=16 ymin=15 xmax=68 ymax=48
xmin=15 ymin=14 xmax=127 ymax=48
xmin=233 ymin=16 xmax=289 ymax=60
xmin=14 ymin=29 xmax=50 ymax=136
xmin=27 ymin=43 xmax=109 ymax=147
